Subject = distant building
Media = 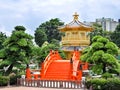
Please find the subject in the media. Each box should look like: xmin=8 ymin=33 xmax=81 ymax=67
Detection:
xmin=96 ymin=17 xmax=119 ymax=31
xmin=84 ymin=17 xmax=119 ymax=32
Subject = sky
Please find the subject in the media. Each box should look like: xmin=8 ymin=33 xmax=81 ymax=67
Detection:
xmin=0 ymin=0 xmax=120 ymax=36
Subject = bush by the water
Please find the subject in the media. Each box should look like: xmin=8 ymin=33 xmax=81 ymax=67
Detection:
xmin=86 ymin=78 xmax=120 ymax=90
xmin=0 ymin=76 xmax=9 ymax=86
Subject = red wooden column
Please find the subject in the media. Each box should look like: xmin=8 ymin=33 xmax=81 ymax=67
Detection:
xmin=26 ymin=66 xmax=31 ymax=79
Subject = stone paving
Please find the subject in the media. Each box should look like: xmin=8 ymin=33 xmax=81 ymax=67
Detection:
xmin=0 ymin=86 xmax=85 ymax=90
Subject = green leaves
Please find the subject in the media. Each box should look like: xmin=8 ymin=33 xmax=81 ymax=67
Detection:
xmin=81 ymin=35 xmax=119 ymax=74
xmin=0 ymin=32 xmax=7 ymax=49
xmin=91 ymin=50 xmax=104 ymax=62
xmin=9 ymin=45 xmax=19 ymax=51
xmin=15 ymin=26 xmax=26 ymax=31
xmin=92 ymin=42 xmax=104 ymax=50
xmin=0 ymin=49 xmax=6 ymax=58
xmin=35 ymin=18 xmax=64 ymax=46
xmin=97 ymin=37 xmax=109 ymax=44
xmin=105 ymin=42 xmax=118 ymax=55
xmin=0 ymin=26 xmax=33 ymax=75
xmin=102 ymin=53 xmax=117 ymax=66
xmin=91 ymin=63 xmax=103 ymax=74
xmin=35 ymin=29 xmax=47 ymax=47
xmin=17 ymin=39 xmax=27 ymax=46
xmin=110 ymin=24 xmax=120 ymax=47
xmin=92 ymin=35 xmax=102 ymax=42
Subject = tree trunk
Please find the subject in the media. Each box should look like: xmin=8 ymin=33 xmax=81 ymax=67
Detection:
xmin=5 ymin=64 xmax=13 ymax=75
xmin=26 ymin=64 xmax=29 ymax=69
xmin=103 ymin=63 xmax=106 ymax=73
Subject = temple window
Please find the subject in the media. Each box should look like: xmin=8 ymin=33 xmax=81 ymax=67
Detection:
xmin=66 ymin=32 xmax=70 ymax=36
xmin=72 ymin=32 xmax=78 ymax=39
xmin=80 ymin=32 xmax=85 ymax=39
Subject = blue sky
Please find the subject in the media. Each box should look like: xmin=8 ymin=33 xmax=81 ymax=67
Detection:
xmin=0 ymin=0 xmax=120 ymax=36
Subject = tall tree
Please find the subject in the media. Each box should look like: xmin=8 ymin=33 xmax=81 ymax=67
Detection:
xmin=0 ymin=26 xmax=33 ymax=75
xmin=35 ymin=18 xmax=64 ymax=46
xmin=35 ymin=28 xmax=47 ymax=47
xmin=81 ymin=35 xmax=120 ymax=74
xmin=110 ymin=23 xmax=120 ymax=47
xmin=0 ymin=32 xmax=7 ymax=50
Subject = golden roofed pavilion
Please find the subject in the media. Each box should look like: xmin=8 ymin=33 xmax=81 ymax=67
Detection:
xmin=58 ymin=12 xmax=93 ymax=59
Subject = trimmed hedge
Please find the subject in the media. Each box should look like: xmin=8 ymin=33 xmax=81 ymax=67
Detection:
xmin=86 ymin=78 xmax=120 ymax=90
xmin=0 ymin=76 xmax=9 ymax=86
xmin=101 ymin=72 xmax=113 ymax=79
xmin=0 ymin=73 xmax=21 ymax=86
xmin=10 ymin=74 xmax=21 ymax=85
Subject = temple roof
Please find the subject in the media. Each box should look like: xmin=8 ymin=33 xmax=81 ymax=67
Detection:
xmin=59 ymin=12 xmax=93 ymax=31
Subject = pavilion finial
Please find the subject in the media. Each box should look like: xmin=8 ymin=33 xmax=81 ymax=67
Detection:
xmin=73 ymin=12 xmax=79 ymax=20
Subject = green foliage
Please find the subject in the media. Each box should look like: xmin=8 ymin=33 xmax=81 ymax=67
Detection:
xmin=81 ymin=35 xmax=119 ymax=74
xmin=102 ymin=72 xmax=113 ymax=79
xmin=31 ymin=46 xmax=42 ymax=64
xmin=92 ymin=35 xmax=103 ymax=42
xmin=34 ymin=29 xmax=47 ymax=47
xmin=105 ymin=42 xmax=118 ymax=55
xmin=115 ymin=23 xmax=120 ymax=32
xmin=9 ymin=74 xmax=21 ymax=85
xmin=86 ymin=78 xmax=120 ymax=90
xmin=39 ymin=43 xmax=66 ymax=62
xmin=82 ymin=47 xmax=90 ymax=54
xmin=15 ymin=26 xmax=26 ymax=31
xmin=35 ymin=18 xmax=64 ymax=46
xmin=97 ymin=37 xmax=109 ymax=44
xmin=86 ymin=78 xmax=107 ymax=90
xmin=0 ymin=76 xmax=9 ymax=86
xmin=102 ymin=53 xmax=118 ymax=66
xmin=89 ymin=23 xmax=104 ymax=42
xmin=50 ymin=39 xmax=60 ymax=46
xmin=110 ymin=24 xmax=120 ymax=47
xmin=91 ymin=50 xmax=104 ymax=62
xmin=0 ymin=32 xmax=7 ymax=50
xmin=17 ymin=39 xmax=27 ymax=46
xmin=40 ymin=43 xmax=59 ymax=62
xmin=92 ymin=42 xmax=104 ymax=50
xmin=0 ymin=26 xmax=33 ymax=75
xmin=9 ymin=45 xmax=19 ymax=51
xmin=0 ymin=49 xmax=6 ymax=58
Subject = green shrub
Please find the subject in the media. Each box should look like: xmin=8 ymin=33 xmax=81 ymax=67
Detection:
xmin=102 ymin=72 xmax=113 ymax=79
xmin=9 ymin=73 xmax=21 ymax=85
xmin=0 ymin=76 xmax=9 ymax=86
xmin=86 ymin=78 xmax=120 ymax=90
xmin=105 ymin=78 xmax=120 ymax=90
xmin=86 ymin=78 xmax=107 ymax=90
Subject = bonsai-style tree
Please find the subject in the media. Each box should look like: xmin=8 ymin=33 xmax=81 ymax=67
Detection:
xmin=81 ymin=35 xmax=120 ymax=74
xmin=0 ymin=26 xmax=33 ymax=75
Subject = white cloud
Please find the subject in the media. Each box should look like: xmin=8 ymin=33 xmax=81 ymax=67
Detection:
xmin=0 ymin=25 xmax=11 ymax=36
xmin=0 ymin=0 xmax=120 ymax=36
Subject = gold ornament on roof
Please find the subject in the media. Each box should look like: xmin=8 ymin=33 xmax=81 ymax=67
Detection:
xmin=73 ymin=12 xmax=79 ymax=20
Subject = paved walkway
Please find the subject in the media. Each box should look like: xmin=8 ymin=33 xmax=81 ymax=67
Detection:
xmin=0 ymin=86 xmax=84 ymax=90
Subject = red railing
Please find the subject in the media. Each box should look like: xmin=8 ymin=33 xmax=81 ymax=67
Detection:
xmin=17 ymin=78 xmax=86 ymax=89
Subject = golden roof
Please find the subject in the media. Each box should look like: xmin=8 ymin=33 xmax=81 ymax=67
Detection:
xmin=59 ymin=12 xmax=93 ymax=31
